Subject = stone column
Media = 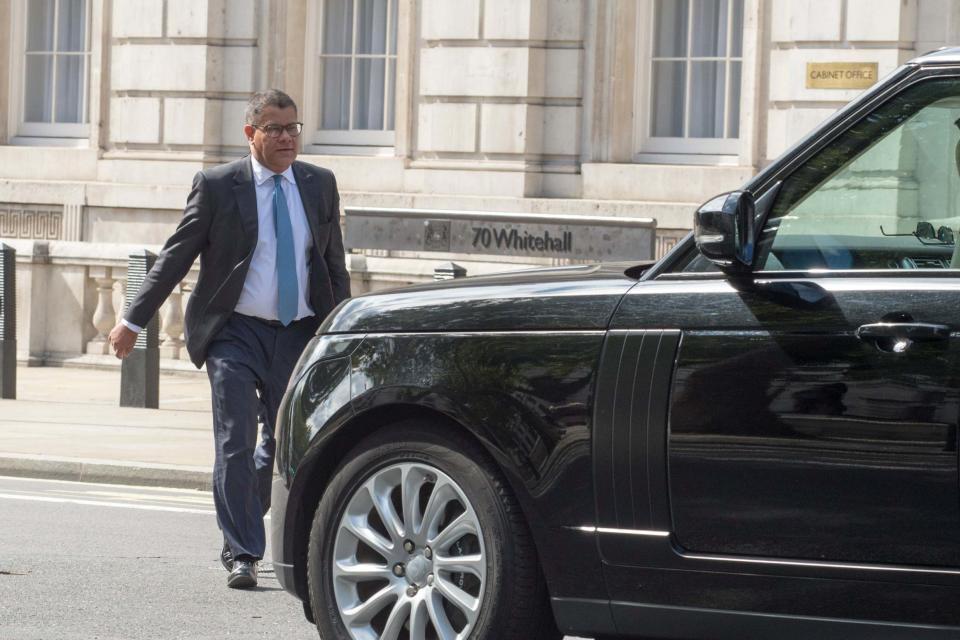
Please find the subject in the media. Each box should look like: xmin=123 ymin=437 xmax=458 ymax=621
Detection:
xmin=159 ymin=282 xmax=186 ymax=360
xmin=85 ymin=266 xmax=117 ymax=356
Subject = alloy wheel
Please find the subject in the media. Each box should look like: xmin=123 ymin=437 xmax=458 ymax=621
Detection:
xmin=331 ymin=462 xmax=487 ymax=640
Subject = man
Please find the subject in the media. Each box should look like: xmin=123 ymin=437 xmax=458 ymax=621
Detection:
xmin=108 ymin=89 xmax=350 ymax=589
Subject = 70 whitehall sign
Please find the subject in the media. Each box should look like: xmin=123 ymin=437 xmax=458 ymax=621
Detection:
xmin=471 ymin=227 xmax=573 ymax=253
xmin=344 ymin=208 xmax=657 ymax=262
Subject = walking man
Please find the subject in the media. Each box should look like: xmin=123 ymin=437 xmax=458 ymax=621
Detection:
xmin=108 ymin=89 xmax=351 ymax=588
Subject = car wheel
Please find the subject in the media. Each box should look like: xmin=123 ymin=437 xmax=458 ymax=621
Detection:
xmin=307 ymin=420 xmax=560 ymax=640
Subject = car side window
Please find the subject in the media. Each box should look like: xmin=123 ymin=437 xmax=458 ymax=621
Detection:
xmin=756 ymin=77 xmax=960 ymax=271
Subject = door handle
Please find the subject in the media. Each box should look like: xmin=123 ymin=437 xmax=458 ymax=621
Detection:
xmin=856 ymin=322 xmax=951 ymax=352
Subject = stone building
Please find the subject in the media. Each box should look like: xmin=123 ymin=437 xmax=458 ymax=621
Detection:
xmin=0 ymin=0 xmax=956 ymax=365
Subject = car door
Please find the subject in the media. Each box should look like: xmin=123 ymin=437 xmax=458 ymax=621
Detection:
xmin=594 ymin=70 xmax=960 ymax=631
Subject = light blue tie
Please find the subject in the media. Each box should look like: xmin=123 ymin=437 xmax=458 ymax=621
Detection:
xmin=272 ymin=175 xmax=298 ymax=326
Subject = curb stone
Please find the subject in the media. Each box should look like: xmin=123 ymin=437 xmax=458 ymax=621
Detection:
xmin=0 ymin=454 xmax=212 ymax=491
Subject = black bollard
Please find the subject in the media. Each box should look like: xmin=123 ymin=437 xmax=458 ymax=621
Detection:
xmin=0 ymin=244 xmax=15 ymax=399
xmin=120 ymin=250 xmax=159 ymax=408
xmin=433 ymin=261 xmax=467 ymax=281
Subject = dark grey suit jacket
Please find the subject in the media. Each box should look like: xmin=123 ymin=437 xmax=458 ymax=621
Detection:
xmin=125 ymin=156 xmax=351 ymax=368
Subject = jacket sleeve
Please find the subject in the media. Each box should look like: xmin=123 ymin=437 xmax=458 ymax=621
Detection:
xmin=324 ymin=173 xmax=352 ymax=304
xmin=125 ymin=171 xmax=213 ymax=328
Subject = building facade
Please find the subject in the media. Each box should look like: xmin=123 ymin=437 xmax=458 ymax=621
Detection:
xmin=0 ymin=0 xmax=956 ymax=365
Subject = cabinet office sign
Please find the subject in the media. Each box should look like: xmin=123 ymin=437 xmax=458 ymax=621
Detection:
xmin=344 ymin=207 xmax=657 ymax=261
xmin=806 ymin=62 xmax=879 ymax=89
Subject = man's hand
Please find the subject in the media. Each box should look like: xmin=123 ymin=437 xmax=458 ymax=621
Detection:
xmin=108 ymin=323 xmax=138 ymax=359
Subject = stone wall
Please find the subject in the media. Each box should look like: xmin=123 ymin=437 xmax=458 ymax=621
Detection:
xmin=413 ymin=0 xmax=584 ymax=198
xmin=108 ymin=0 xmax=256 ymax=158
xmin=766 ymin=0 xmax=918 ymax=160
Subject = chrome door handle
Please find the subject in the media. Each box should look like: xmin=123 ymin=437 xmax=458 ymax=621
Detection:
xmin=856 ymin=322 xmax=951 ymax=352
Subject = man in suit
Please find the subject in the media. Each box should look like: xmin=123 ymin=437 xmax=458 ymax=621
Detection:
xmin=108 ymin=89 xmax=350 ymax=589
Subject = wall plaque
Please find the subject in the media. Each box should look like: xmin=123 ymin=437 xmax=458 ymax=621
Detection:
xmin=806 ymin=62 xmax=879 ymax=90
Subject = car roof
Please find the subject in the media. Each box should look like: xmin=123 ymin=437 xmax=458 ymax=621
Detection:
xmin=910 ymin=47 xmax=960 ymax=65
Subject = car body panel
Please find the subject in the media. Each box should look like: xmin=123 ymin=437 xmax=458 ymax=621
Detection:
xmin=347 ymin=332 xmax=609 ymax=599
xmin=321 ymin=263 xmax=639 ymax=333
xmin=597 ymin=275 xmax=960 ymax=627
xmin=273 ymin=266 xmax=638 ymax=607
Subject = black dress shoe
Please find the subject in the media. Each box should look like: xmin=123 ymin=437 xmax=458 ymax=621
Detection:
xmin=227 ymin=559 xmax=258 ymax=589
xmin=220 ymin=541 xmax=233 ymax=572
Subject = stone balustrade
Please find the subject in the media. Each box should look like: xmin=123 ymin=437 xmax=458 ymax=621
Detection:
xmin=1 ymin=239 xmax=197 ymax=370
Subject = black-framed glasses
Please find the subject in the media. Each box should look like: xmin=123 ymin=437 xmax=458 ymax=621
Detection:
xmin=253 ymin=122 xmax=303 ymax=138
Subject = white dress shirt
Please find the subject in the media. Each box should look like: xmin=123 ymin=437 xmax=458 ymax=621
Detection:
xmin=122 ymin=155 xmax=314 ymax=333
xmin=234 ymin=155 xmax=314 ymax=322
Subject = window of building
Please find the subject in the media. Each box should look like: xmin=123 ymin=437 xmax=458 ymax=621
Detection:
xmin=642 ymin=0 xmax=744 ymax=157
xmin=16 ymin=0 xmax=91 ymax=139
xmin=308 ymin=0 xmax=398 ymax=148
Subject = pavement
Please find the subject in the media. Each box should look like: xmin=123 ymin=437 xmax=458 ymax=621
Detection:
xmin=0 ymin=364 xmax=216 ymax=490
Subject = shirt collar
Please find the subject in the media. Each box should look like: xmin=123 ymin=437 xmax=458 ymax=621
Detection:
xmin=250 ymin=155 xmax=296 ymax=187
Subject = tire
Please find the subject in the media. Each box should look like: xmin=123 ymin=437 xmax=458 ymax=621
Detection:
xmin=307 ymin=420 xmax=560 ymax=640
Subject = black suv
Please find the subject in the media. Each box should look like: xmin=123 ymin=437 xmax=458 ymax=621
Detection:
xmin=271 ymin=49 xmax=960 ymax=640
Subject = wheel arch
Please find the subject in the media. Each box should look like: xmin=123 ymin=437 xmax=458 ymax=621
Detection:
xmin=287 ymin=401 xmax=554 ymax=606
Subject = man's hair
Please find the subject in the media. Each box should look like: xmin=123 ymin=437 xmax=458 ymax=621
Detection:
xmin=245 ymin=89 xmax=297 ymax=125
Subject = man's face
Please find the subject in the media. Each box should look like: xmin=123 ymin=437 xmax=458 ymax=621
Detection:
xmin=244 ymin=105 xmax=299 ymax=174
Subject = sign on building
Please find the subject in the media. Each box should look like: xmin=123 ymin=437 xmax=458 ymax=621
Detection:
xmin=806 ymin=62 xmax=879 ymax=90
xmin=345 ymin=208 xmax=657 ymax=262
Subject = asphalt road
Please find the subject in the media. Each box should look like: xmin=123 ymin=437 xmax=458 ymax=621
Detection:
xmin=0 ymin=476 xmax=589 ymax=640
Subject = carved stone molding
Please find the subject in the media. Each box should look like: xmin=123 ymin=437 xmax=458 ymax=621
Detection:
xmin=0 ymin=204 xmax=63 ymax=240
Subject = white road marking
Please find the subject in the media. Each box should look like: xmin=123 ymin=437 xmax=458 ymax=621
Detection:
xmin=0 ymin=492 xmax=216 ymax=515
xmin=0 ymin=477 xmax=272 ymax=519
xmin=0 ymin=475 xmax=207 ymax=494
xmin=64 ymin=490 xmax=214 ymax=505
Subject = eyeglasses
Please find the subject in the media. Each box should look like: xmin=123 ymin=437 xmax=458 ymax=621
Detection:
xmin=252 ymin=122 xmax=303 ymax=138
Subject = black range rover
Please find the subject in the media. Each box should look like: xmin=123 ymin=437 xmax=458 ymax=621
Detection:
xmin=272 ymin=49 xmax=960 ymax=640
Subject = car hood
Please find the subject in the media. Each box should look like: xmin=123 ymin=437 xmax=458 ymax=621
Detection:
xmin=322 ymin=263 xmax=641 ymax=333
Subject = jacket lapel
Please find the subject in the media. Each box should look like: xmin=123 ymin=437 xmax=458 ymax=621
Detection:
xmin=293 ymin=161 xmax=323 ymax=253
xmin=233 ymin=157 xmax=258 ymax=254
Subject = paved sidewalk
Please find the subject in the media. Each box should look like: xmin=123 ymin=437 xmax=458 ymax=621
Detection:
xmin=0 ymin=364 xmax=215 ymax=490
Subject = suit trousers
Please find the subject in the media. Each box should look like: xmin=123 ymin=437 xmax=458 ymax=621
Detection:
xmin=205 ymin=312 xmax=319 ymax=560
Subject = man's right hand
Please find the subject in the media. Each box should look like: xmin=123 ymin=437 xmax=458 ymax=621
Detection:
xmin=108 ymin=323 xmax=138 ymax=359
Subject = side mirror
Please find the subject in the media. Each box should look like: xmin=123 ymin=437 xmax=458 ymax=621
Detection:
xmin=694 ymin=190 xmax=756 ymax=271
